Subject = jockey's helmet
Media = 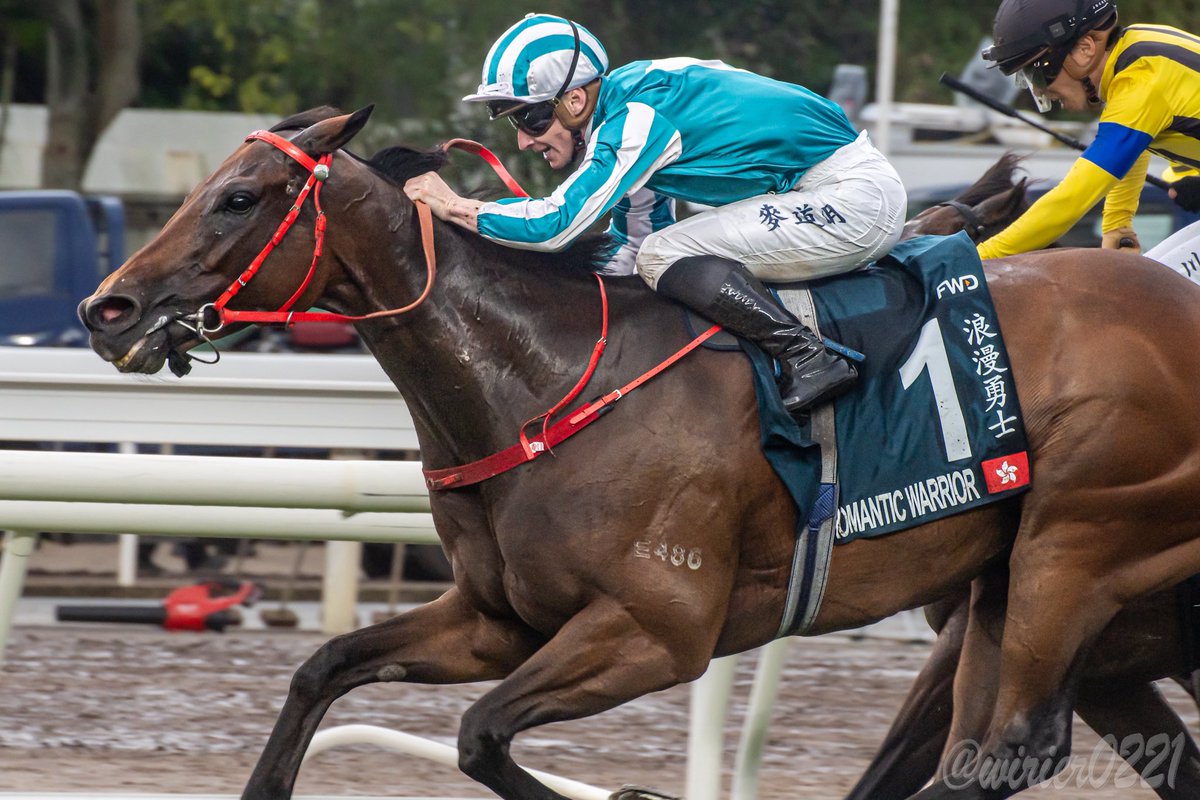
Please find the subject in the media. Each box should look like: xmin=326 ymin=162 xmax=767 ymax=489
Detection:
xmin=464 ymin=14 xmax=606 ymax=115
xmin=984 ymin=0 xmax=1117 ymax=111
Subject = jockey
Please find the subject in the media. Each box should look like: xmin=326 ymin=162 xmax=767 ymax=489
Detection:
xmin=977 ymin=0 xmax=1200 ymax=260
xmin=403 ymin=13 xmax=907 ymax=415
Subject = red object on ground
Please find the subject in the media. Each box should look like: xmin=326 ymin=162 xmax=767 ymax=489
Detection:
xmin=161 ymin=580 xmax=261 ymax=631
xmin=56 ymin=579 xmax=261 ymax=632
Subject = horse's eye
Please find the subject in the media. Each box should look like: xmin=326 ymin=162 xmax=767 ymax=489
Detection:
xmin=224 ymin=192 xmax=257 ymax=215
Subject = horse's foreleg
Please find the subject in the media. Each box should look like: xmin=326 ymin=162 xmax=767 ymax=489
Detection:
xmin=1076 ymin=680 xmax=1200 ymax=800
xmin=455 ymin=597 xmax=711 ymax=800
xmin=241 ymin=588 xmax=543 ymax=800
xmin=843 ymin=595 xmax=967 ymax=800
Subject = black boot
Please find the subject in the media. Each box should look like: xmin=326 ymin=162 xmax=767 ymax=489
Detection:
xmin=657 ymin=255 xmax=857 ymax=413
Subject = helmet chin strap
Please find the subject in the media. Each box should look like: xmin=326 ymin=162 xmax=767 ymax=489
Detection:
xmin=1083 ymin=76 xmax=1102 ymax=105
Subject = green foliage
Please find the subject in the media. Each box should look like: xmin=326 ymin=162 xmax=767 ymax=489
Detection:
xmin=14 ymin=0 xmax=1200 ymax=122
xmin=11 ymin=0 xmax=1200 ymax=190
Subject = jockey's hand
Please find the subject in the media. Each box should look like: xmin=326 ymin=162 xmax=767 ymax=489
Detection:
xmin=403 ymin=172 xmax=459 ymax=220
xmin=403 ymin=172 xmax=482 ymax=233
xmin=1168 ymin=176 xmax=1200 ymax=213
xmin=1101 ymin=226 xmax=1141 ymax=254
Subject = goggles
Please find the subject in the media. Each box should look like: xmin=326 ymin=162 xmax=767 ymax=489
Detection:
xmin=1013 ymin=48 xmax=1067 ymax=113
xmin=487 ymin=99 xmax=560 ymax=137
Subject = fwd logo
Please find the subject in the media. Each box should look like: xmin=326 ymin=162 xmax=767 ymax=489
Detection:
xmin=936 ymin=274 xmax=980 ymax=298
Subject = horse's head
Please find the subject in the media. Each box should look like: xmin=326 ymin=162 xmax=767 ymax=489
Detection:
xmin=902 ymin=152 xmax=1031 ymax=243
xmin=79 ymin=106 xmax=374 ymax=374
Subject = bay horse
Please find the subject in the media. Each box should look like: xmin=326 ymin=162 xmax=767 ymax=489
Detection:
xmin=79 ymin=107 xmax=1200 ymax=799
xmin=847 ymin=157 xmax=1200 ymax=799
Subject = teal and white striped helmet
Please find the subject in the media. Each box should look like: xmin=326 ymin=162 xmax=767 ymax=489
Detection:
xmin=463 ymin=13 xmax=608 ymax=105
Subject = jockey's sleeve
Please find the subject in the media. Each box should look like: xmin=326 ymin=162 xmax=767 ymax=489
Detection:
xmin=977 ymin=121 xmax=1153 ymax=260
xmin=476 ymin=103 xmax=683 ymax=252
xmin=601 ymin=187 xmax=675 ymax=275
xmin=1102 ymin=151 xmax=1149 ymax=234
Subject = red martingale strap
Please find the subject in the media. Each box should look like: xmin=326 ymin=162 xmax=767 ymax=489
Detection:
xmin=519 ymin=274 xmax=608 ymax=459
xmin=423 ymin=324 xmax=722 ymax=491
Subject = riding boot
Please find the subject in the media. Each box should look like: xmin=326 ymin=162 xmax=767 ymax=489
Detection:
xmin=656 ymin=255 xmax=858 ymax=413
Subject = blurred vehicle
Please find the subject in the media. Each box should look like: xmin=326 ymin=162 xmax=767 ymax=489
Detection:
xmin=906 ymin=180 xmax=1200 ymax=252
xmin=0 ymin=190 xmax=125 ymax=346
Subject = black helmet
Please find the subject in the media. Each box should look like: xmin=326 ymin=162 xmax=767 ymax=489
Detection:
xmin=984 ymin=0 xmax=1117 ymax=75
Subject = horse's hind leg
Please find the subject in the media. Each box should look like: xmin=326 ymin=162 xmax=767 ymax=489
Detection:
xmin=1076 ymin=680 xmax=1200 ymax=800
xmin=908 ymin=560 xmax=1121 ymax=800
xmin=456 ymin=597 xmax=712 ymax=800
xmin=241 ymin=588 xmax=543 ymax=800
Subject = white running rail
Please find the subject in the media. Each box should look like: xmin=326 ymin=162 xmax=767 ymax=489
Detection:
xmin=304 ymin=725 xmax=610 ymax=800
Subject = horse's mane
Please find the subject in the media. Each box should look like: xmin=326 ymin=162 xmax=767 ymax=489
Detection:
xmin=952 ymin=152 xmax=1028 ymax=206
xmin=369 ymin=145 xmax=450 ymax=186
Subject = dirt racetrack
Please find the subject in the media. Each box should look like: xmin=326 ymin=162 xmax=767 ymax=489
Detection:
xmin=3 ymin=623 xmax=1197 ymax=799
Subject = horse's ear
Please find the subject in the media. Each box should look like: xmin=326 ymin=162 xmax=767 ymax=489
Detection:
xmin=291 ymin=104 xmax=375 ymax=158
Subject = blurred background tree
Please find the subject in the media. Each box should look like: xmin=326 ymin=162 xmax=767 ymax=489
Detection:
xmin=1 ymin=0 xmax=1196 ymax=192
xmin=3 ymin=0 xmax=139 ymax=189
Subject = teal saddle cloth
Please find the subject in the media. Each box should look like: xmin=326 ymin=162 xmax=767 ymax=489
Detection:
xmin=735 ymin=233 xmax=1031 ymax=631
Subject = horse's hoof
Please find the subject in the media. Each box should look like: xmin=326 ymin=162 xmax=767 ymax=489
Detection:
xmin=608 ymin=785 xmax=681 ymax=800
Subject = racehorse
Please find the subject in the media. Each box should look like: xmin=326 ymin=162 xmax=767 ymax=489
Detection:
xmin=79 ymin=107 xmax=1200 ymax=800
xmin=847 ymin=158 xmax=1200 ymax=799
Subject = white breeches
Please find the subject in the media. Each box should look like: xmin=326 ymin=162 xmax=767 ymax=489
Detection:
xmin=636 ymin=131 xmax=908 ymax=288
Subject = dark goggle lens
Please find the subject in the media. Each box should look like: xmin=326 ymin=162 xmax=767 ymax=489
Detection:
xmin=486 ymin=100 xmax=521 ymax=120
xmin=507 ymin=102 xmax=558 ymax=136
xmin=1028 ymin=57 xmax=1059 ymax=88
xmin=486 ymin=99 xmax=559 ymax=135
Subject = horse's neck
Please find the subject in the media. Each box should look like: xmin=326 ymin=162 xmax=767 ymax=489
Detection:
xmin=325 ymin=191 xmax=606 ymax=463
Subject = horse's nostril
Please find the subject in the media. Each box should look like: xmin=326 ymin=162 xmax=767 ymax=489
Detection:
xmin=81 ymin=294 xmax=142 ymax=332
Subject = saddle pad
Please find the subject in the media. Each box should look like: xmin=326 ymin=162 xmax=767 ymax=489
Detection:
xmin=756 ymin=232 xmax=1031 ymax=546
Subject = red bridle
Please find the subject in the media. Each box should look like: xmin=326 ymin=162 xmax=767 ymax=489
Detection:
xmin=191 ymin=129 xmax=442 ymax=333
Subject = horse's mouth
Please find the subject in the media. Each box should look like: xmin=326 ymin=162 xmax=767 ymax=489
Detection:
xmin=99 ymin=314 xmax=199 ymax=374
xmin=109 ymin=330 xmax=172 ymax=373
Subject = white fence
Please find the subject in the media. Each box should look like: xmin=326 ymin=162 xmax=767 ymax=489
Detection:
xmin=0 ymin=347 xmax=426 ymax=653
xmin=0 ymin=346 xmax=418 ymax=449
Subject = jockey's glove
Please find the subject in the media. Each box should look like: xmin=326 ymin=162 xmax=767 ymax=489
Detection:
xmin=1101 ymin=226 xmax=1141 ymax=254
xmin=1169 ymin=175 xmax=1200 ymax=213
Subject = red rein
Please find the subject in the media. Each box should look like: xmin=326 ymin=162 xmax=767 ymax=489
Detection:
xmin=224 ymin=128 xmax=717 ymax=490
